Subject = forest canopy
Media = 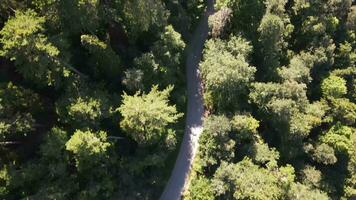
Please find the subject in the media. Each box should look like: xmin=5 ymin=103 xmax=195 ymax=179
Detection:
xmin=0 ymin=0 xmax=355 ymax=200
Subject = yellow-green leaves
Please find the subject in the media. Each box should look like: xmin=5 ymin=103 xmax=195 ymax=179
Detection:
xmin=117 ymin=85 xmax=182 ymax=146
xmin=66 ymin=129 xmax=110 ymax=171
xmin=321 ymin=75 xmax=347 ymax=98
xmin=0 ymin=10 xmax=67 ymax=87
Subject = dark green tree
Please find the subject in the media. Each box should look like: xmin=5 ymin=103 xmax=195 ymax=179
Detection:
xmin=0 ymin=82 xmax=41 ymax=143
xmin=197 ymin=115 xmax=234 ymax=170
xmin=56 ymin=78 xmax=111 ymax=129
xmin=80 ymin=34 xmax=121 ymax=80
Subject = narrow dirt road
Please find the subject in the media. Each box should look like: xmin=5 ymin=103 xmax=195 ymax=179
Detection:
xmin=160 ymin=1 xmax=214 ymax=199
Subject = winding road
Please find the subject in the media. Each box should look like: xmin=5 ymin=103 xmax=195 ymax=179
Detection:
xmin=160 ymin=1 xmax=215 ymax=199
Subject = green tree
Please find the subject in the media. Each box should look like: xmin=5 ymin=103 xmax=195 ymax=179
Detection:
xmin=151 ymin=25 xmax=186 ymax=86
xmin=258 ymin=14 xmax=287 ymax=79
xmin=65 ymin=129 xmax=116 ymax=199
xmin=248 ymin=142 xmax=280 ymax=165
xmin=0 ymin=10 xmax=75 ymax=87
xmin=328 ymin=98 xmax=356 ymax=126
xmin=0 ymin=0 xmax=27 ymax=24
xmin=346 ymin=5 xmax=356 ymax=31
xmin=56 ymin=78 xmax=111 ymax=129
xmin=256 ymin=0 xmax=294 ymax=80
xmin=130 ymin=53 xmax=159 ymax=90
xmin=212 ymin=159 xmax=292 ymax=200
xmin=287 ymin=182 xmax=329 ymax=200
xmin=250 ymin=82 xmax=327 ymax=159
xmin=292 ymin=0 xmax=350 ymax=44
xmin=311 ymin=143 xmax=337 ymax=165
xmin=290 ymin=0 xmax=344 ymax=85
xmin=216 ymin=0 xmax=265 ymax=41
xmin=0 ymin=166 xmax=10 ymax=197
xmin=321 ymin=123 xmax=354 ymax=153
xmin=200 ymin=36 xmax=256 ymax=112
xmin=66 ymin=129 xmax=110 ymax=172
xmin=34 ymin=127 xmax=74 ymax=199
xmin=32 ymin=0 xmax=101 ymax=34
xmin=40 ymin=127 xmax=68 ymax=164
xmin=80 ymin=34 xmax=121 ymax=80
xmin=197 ymin=115 xmax=234 ymax=169
xmin=117 ymin=85 xmax=182 ymax=146
xmin=121 ymin=0 xmax=169 ymax=40
xmin=231 ymin=114 xmax=259 ymax=141
xmin=208 ymin=8 xmax=233 ymax=38
xmin=301 ymin=165 xmax=322 ymax=189
xmin=321 ymin=75 xmax=347 ymax=98
xmin=122 ymin=68 xmax=144 ymax=91
xmin=334 ymin=41 xmax=355 ymax=69
xmin=2 ymin=127 xmax=75 ymax=200
xmin=186 ymin=176 xmax=214 ymax=200
xmin=344 ymin=132 xmax=356 ymax=198
xmin=128 ymin=25 xmax=186 ymax=90
xmin=0 ymin=82 xmax=41 ymax=142
xmin=277 ymin=52 xmax=315 ymax=84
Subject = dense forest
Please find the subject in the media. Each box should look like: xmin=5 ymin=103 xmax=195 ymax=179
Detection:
xmin=0 ymin=0 xmax=203 ymax=199
xmin=186 ymin=0 xmax=356 ymax=200
xmin=0 ymin=0 xmax=355 ymax=200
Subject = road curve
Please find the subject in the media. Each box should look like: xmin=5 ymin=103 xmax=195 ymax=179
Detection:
xmin=160 ymin=1 xmax=215 ymax=200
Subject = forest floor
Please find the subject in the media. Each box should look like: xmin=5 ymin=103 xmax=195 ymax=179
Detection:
xmin=160 ymin=1 xmax=215 ymax=199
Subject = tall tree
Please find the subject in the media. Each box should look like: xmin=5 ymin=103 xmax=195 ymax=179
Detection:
xmin=200 ymin=36 xmax=256 ymax=112
xmin=0 ymin=10 xmax=84 ymax=87
xmin=257 ymin=0 xmax=293 ymax=80
xmin=66 ymin=129 xmax=111 ymax=172
xmin=117 ymin=85 xmax=182 ymax=146
xmin=197 ymin=115 xmax=234 ymax=170
xmin=211 ymin=159 xmax=295 ymax=200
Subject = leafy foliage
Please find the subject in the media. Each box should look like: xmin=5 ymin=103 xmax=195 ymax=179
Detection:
xmin=321 ymin=123 xmax=354 ymax=153
xmin=117 ymin=85 xmax=182 ymax=146
xmin=287 ymin=182 xmax=329 ymax=200
xmin=66 ymin=129 xmax=110 ymax=172
xmin=200 ymin=36 xmax=255 ymax=111
xmin=208 ymin=8 xmax=233 ymax=38
xmin=211 ymin=159 xmax=290 ymax=200
xmin=80 ymin=34 xmax=121 ymax=79
xmin=311 ymin=143 xmax=337 ymax=165
xmin=197 ymin=115 xmax=234 ymax=169
xmin=0 ymin=10 xmax=70 ymax=87
xmin=0 ymin=0 xmax=355 ymax=199
xmin=56 ymin=78 xmax=111 ymax=129
xmin=121 ymin=0 xmax=169 ymax=39
xmin=185 ymin=177 xmax=214 ymax=200
xmin=0 ymin=83 xmax=40 ymax=140
xmin=231 ymin=114 xmax=259 ymax=141
xmin=321 ymin=75 xmax=347 ymax=98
